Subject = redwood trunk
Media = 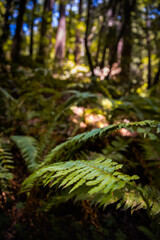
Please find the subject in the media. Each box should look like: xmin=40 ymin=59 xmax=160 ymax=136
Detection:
xmin=55 ymin=1 xmax=66 ymax=64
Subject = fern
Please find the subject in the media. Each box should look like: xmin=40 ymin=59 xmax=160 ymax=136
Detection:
xmin=20 ymin=120 xmax=160 ymax=215
xmin=0 ymin=139 xmax=13 ymax=191
xmin=11 ymin=136 xmax=39 ymax=172
xmin=44 ymin=120 xmax=159 ymax=164
xmin=110 ymin=95 xmax=160 ymax=121
xmin=21 ymin=157 xmax=138 ymax=201
xmin=21 ymin=157 xmax=160 ymax=216
xmin=140 ymin=140 xmax=160 ymax=163
xmin=139 ymin=139 xmax=160 ymax=186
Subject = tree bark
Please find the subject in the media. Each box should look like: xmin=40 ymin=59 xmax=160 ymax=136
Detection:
xmin=100 ymin=0 xmax=118 ymax=69
xmin=75 ymin=0 xmax=82 ymax=65
xmin=37 ymin=0 xmax=54 ymax=63
xmin=66 ymin=1 xmax=73 ymax=59
xmin=119 ymin=0 xmax=136 ymax=84
xmin=55 ymin=1 xmax=66 ymax=64
xmin=146 ymin=7 xmax=152 ymax=89
xmin=29 ymin=0 xmax=37 ymax=56
xmin=85 ymin=0 xmax=94 ymax=76
xmin=0 ymin=0 xmax=13 ymax=59
xmin=11 ymin=0 xmax=27 ymax=61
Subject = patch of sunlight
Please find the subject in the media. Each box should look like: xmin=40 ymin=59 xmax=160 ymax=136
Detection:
xmin=85 ymin=113 xmax=108 ymax=128
xmin=65 ymin=60 xmax=75 ymax=69
xmin=61 ymin=71 xmax=71 ymax=80
xmin=101 ymin=98 xmax=113 ymax=110
xmin=70 ymin=65 xmax=89 ymax=74
xmin=71 ymin=106 xmax=108 ymax=128
xmin=71 ymin=106 xmax=84 ymax=117
xmin=83 ymin=77 xmax=91 ymax=83
xmin=114 ymin=100 xmax=123 ymax=107
xmin=136 ymin=83 xmax=148 ymax=97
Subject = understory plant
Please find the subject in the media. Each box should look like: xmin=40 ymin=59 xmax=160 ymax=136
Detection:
xmin=13 ymin=120 xmax=160 ymax=219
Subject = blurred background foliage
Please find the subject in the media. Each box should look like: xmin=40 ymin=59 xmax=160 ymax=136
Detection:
xmin=0 ymin=0 xmax=160 ymax=239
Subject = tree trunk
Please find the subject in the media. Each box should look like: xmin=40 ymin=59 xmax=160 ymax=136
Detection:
xmin=100 ymin=0 xmax=118 ymax=69
xmin=95 ymin=14 xmax=106 ymax=67
xmin=29 ymin=0 xmax=36 ymax=56
xmin=55 ymin=1 xmax=66 ymax=64
xmin=146 ymin=7 xmax=152 ymax=89
xmin=11 ymin=0 xmax=27 ymax=61
xmin=0 ymin=0 xmax=13 ymax=59
xmin=75 ymin=0 xmax=82 ymax=65
xmin=66 ymin=1 xmax=73 ymax=59
xmin=37 ymin=0 xmax=54 ymax=63
xmin=85 ymin=0 xmax=94 ymax=76
xmin=119 ymin=0 xmax=136 ymax=84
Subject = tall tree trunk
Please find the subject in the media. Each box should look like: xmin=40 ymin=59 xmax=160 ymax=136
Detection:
xmin=95 ymin=12 xmax=106 ymax=67
xmin=75 ymin=0 xmax=82 ymax=65
xmin=146 ymin=7 xmax=152 ymax=89
xmin=100 ymin=0 xmax=118 ymax=69
xmin=0 ymin=0 xmax=13 ymax=59
xmin=66 ymin=1 xmax=73 ymax=59
xmin=11 ymin=0 xmax=27 ymax=61
xmin=119 ymin=0 xmax=136 ymax=84
xmin=29 ymin=0 xmax=36 ymax=56
xmin=55 ymin=1 xmax=66 ymax=64
xmin=85 ymin=0 xmax=94 ymax=76
xmin=37 ymin=0 xmax=54 ymax=63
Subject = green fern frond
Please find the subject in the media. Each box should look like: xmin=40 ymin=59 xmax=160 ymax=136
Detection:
xmin=44 ymin=120 xmax=159 ymax=164
xmin=21 ymin=157 xmax=160 ymax=215
xmin=115 ymin=185 xmax=160 ymax=216
xmin=11 ymin=136 xmax=39 ymax=172
xmin=21 ymin=157 xmax=138 ymax=196
xmin=0 ymin=139 xmax=13 ymax=190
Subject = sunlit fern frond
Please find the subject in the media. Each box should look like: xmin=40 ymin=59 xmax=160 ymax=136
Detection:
xmin=44 ymin=120 xmax=159 ymax=165
xmin=21 ymin=157 xmax=138 ymax=201
xmin=21 ymin=157 xmax=160 ymax=216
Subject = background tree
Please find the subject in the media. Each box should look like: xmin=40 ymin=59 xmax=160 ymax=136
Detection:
xmin=11 ymin=0 xmax=27 ymax=61
xmin=0 ymin=0 xmax=13 ymax=59
xmin=55 ymin=0 xmax=66 ymax=64
xmin=37 ymin=0 xmax=54 ymax=63
xmin=75 ymin=0 xmax=83 ymax=65
xmin=119 ymin=0 xmax=136 ymax=87
xmin=29 ymin=0 xmax=37 ymax=57
xmin=0 ymin=0 xmax=160 ymax=239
